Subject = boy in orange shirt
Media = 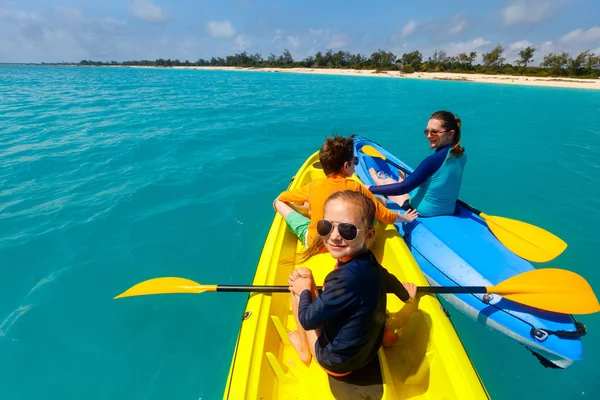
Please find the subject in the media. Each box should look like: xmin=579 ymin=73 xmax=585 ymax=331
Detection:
xmin=274 ymin=135 xmax=418 ymax=247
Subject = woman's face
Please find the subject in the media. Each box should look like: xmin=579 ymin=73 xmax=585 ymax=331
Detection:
xmin=425 ymin=118 xmax=455 ymax=150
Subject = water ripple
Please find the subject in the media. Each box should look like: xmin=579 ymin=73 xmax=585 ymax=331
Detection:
xmin=1 ymin=65 xmax=599 ymax=400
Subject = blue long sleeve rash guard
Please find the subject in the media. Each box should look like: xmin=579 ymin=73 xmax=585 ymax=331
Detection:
xmin=297 ymin=250 xmax=410 ymax=374
xmin=369 ymin=144 xmax=451 ymax=197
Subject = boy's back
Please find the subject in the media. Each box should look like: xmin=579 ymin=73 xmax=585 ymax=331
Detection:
xmin=278 ymin=173 xmax=397 ymax=246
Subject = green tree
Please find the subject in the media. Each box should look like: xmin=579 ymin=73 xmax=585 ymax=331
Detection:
xmin=468 ymin=52 xmax=477 ymax=67
xmin=482 ymin=45 xmax=506 ymax=67
xmin=569 ymin=50 xmax=589 ymax=75
xmin=401 ymin=50 xmax=422 ymax=70
xmin=282 ymin=49 xmax=293 ymax=65
xmin=428 ymin=50 xmax=449 ymax=71
xmin=541 ymin=52 xmax=570 ymax=75
xmin=456 ymin=52 xmax=470 ymax=67
xmin=585 ymin=52 xmax=600 ymax=75
xmin=314 ymin=51 xmax=325 ymax=67
xmin=303 ymin=55 xmax=315 ymax=67
xmin=517 ymin=47 xmax=535 ymax=67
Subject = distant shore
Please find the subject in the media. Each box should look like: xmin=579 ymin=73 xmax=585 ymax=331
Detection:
xmin=129 ymin=65 xmax=600 ymax=90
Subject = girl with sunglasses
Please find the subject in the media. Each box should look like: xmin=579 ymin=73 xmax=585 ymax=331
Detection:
xmin=367 ymin=111 xmax=466 ymax=217
xmin=287 ymin=190 xmax=417 ymax=377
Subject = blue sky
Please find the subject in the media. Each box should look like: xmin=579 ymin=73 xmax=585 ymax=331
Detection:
xmin=1 ymin=0 xmax=599 ymax=64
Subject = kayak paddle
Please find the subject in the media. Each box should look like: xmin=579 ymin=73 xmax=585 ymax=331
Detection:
xmin=360 ymin=144 xmax=567 ymax=263
xmin=114 ymin=268 xmax=600 ymax=315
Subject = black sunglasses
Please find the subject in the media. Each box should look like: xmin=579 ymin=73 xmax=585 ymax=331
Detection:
xmin=316 ymin=219 xmax=364 ymax=241
xmin=353 ymin=156 xmax=359 ymax=165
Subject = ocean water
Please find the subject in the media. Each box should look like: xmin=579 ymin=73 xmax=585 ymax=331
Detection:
xmin=0 ymin=65 xmax=599 ymax=399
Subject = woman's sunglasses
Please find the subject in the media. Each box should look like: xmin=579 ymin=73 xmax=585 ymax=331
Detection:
xmin=316 ymin=219 xmax=364 ymax=241
xmin=423 ymin=129 xmax=448 ymax=137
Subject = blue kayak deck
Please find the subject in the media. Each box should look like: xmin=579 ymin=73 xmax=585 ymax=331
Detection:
xmin=353 ymin=136 xmax=583 ymax=365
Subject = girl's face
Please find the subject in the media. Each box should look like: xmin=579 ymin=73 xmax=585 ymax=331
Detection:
xmin=425 ymin=118 xmax=455 ymax=150
xmin=320 ymin=198 xmax=375 ymax=261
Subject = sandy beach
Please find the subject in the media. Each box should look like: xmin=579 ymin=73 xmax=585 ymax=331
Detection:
xmin=134 ymin=65 xmax=600 ymax=90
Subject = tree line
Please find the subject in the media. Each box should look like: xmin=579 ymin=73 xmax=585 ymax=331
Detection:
xmin=76 ymin=45 xmax=600 ymax=78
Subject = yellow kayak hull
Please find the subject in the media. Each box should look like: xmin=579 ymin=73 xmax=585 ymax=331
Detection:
xmin=222 ymin=151 xmax=490 ymax=399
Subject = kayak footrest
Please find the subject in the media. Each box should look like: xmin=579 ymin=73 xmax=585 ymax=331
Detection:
xmin=271 ymin=315 xmax=291 ymax=345
xmin=404 ymin=351 xmax=434 ymax=386
xmin=265 ymin=352 xmax=298 ymax=384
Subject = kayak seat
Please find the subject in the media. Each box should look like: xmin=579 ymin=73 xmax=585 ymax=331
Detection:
xmin=383 ymin=310 xmax=433 ymax=391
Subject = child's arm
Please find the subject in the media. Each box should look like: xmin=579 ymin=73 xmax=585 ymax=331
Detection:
xmin=276 ymin=182 xmax=311 ymax=205
xmin=395 ymin=209 xmax=419 ymax=223
xmin=380 ymin=266 xmax=416 ymax=303
xmin=297 ymin=271 xmax=358 ymax=331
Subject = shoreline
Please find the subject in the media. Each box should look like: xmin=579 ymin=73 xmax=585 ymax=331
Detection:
xmin=129 ymin=65 xmax=600 ymax=90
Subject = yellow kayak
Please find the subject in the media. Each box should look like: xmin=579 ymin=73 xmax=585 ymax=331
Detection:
xmin=222 ymin=151 xmax=490 ymax=399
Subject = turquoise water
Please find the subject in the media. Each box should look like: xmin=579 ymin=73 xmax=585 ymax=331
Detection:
xmin=1 ymin=65 xmax=599 ymax=399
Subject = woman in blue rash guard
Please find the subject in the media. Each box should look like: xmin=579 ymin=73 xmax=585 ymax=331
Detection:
xmin=367 ymin=111 xmax=466 ymax=217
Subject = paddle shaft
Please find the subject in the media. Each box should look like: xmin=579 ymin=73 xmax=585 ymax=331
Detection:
xmin=215 ymin=285 xmax=488 ymax=294
xmin=370 ymin=153 xmax=482 ymax=215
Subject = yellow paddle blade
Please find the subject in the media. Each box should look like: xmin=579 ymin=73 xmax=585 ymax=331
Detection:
xmin=480 ymin=213 xmax=568 ymax=263
xmin=360 ymin=145 xmax=386 ymax=160
xmin=489 ymin=268 xmax=600 ymax=315
xmin=114 ymin=277 xmax=216 ymax=299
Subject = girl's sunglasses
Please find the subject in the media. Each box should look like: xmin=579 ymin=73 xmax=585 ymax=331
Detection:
xmin=316 ymin=219 xmax=364 ymax=241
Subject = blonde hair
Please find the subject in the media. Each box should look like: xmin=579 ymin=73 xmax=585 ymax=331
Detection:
xmin=294 ymin=190 xmax=376 ymax=264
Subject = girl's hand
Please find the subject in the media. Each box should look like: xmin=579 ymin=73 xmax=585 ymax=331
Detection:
xmin=288 ymin=276 xmax=313 ymax=296
xmin=289 ymin=267 xmax=312 ymax=281
xmin=288 ymin=268 xmax=316 ymax=296
xmin=397 ymin=209 xmax=418 ymax=223
xmin=402 ymin=282 xmax=417 ymax=303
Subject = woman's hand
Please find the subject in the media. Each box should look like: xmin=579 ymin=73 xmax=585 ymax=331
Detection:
xmin=401 ymin=282 xmax=417 ymax=303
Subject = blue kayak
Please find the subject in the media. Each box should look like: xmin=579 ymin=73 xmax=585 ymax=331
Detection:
xmin=353 ymin=135 xmax=585 ymax=369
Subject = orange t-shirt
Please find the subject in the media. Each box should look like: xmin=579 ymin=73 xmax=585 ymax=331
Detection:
xmin=277 ymin=174 xmax=397 ymax=246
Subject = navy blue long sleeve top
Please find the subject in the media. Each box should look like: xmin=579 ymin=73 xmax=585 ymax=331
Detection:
xmin=297 ymin=250 xmax=410 ymax=374
xmin=369 ymin=144 xmax=451 ymax=196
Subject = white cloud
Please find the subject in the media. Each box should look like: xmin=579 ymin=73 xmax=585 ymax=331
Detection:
xmin=448 ymin=18 xmax=467 ymax=35
xmin=306 ymin=28 xmax=348 ymax=50
xmin=0 ymin=6 xmax=200 ymax=63
xmin=272 ymin=28 xmax=283 ymax=44
xmin=559 ymin=26 xmax=600 ymax=44
xmin=401 ymin=20 xmax=417 ymax=37
xmin=501 ymin=0 xmax=562 ymax=26
xmin=233 ymin=34 xmax=248 ymax=51
xmin=508 ymin=40 xmax=533 ymax=52
xmin=129 ymin=0 xmax=166 ymax=24
xmin=327 ymin=33 xmax=348 ymax=49
xmin=206 ymin=20 xmax=236 ymax=39
xmin=446 ymin=37 xmax=490 ymax=56
xmin=56 ymin=7 xmax=87 ymax=22
xmin=504 ymin=40 xmax=535 ymax=63
xmin=286 ymin=35 xmax=300 ymax=48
